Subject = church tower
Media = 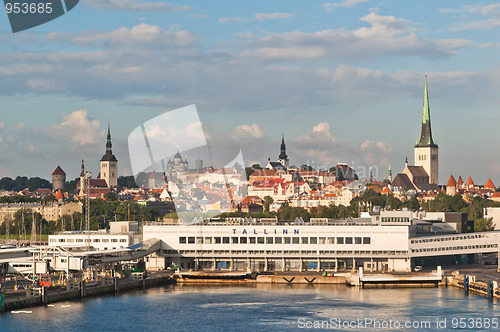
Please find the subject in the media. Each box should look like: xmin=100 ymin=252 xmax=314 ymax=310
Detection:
xmin=100 ymin=124 xmax=118 ymax=188
xmin=278 ymin=134 xmax=289 ymax=168
xmin=414 ymin=75 xmax=438 ymax=185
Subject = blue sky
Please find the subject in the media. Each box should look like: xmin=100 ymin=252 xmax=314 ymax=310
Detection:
xmin=1 ymin=0 xmax=500 ymax=185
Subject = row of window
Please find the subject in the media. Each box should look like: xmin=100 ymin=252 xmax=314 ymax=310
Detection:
xmin=179 ymin=236 xmax=371 ymax=245
xmin=411 ymin=244 xmax=498 ymax=253
xmin=381 ymin=217 xmax=410 ymax=223
xmin=165 ymin=249 xmax=407 ymax=256
xmin=50 ymin=238 xmax=126 ymax=243
xmin=411 ymin=233 xmax=497 ymax=244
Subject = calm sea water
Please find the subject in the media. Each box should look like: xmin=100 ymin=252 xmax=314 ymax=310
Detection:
xmin=1 ymin=284 xmax=499 ymax=331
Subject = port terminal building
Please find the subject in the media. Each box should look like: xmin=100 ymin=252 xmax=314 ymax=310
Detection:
xmin=142 ymin=210 xmax=494 ymax=272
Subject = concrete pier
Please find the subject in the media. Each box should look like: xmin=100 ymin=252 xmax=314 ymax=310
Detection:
xmin=2 ymin=274 xmax=175 ymax=312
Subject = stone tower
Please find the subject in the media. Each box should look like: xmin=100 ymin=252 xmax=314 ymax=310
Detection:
xmin=100 ymin=124 xmax=118 ymax=188
xmin=414 ymin=75 xmax=439 ymax=185
xmin=51 ymin=165 xmax=66 ymax=191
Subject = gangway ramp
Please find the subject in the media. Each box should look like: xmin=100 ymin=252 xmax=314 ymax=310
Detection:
xmin=98 ymin=238 xmax=161 ymax=263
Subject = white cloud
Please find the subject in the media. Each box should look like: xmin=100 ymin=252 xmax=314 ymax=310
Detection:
xmin=254 ymin=13 xmax=292 ymax=20
xmin=360 ymin=140 xmax=393 ymax=165
xmin=290 ymin=123 xmax=394 ymax=175
xmin=48 ymin=110 xmax=103 ymax=146
xmin=219 ymin=17 xmax=247 ymax=24
xmin=85 ymin=0 xmax=191 ymax=12
xmin=241 ymin=12 xmax=471 ymax=61
xmin=68 ymin=23 xmax=199 ymax=48
xmin=441 ymin=4 xmax=500 ymax=31
xmin=323 ymin=0 xmax=369 ymax=12
xmin=231 ymin=123 xmax=266 ymax=140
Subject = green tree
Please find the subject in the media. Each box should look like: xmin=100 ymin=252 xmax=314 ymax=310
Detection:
xmin=118 ymin=176 xmax=138 ymax=188
xmin=263 ymin=196 xmax=274 ymax=212
xmin=300 ymin=164 xmax=314 ymax=171
xmin=105 ymin=191 xmax=118 ymax=201
xmin=474 ymin=217 xmax=494 ymax=232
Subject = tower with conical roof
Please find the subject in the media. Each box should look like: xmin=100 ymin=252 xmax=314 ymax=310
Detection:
xmin=414 ymin=75 xmax=439 ymax=185
xmin=52 ymin=166 xmax=66 ymax=191
xmin=278 ymin=134 xmax=289 ymax=168
xmin=100 ymin=123 xmax=118 ymax=188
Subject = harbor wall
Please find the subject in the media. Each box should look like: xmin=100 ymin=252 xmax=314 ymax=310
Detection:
xmin=2 ymin=275 xmax=174 ymax=312
xmin=447 ymin=273 xmax=500 ymax=299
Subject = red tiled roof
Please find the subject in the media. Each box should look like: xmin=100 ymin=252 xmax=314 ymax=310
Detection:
xmin=446 ymin=175 xmax=456 ymax=187
xmin=55 ymin=189 xmax=64 ymax=200
xmin=241 ymin=196 xmax=264 ymax=204
xmin=381 ymin=187 xmax=393 ymax=194
xmin=35 ymin=188 xmax=52 ymax=194
xmin=466 ymin=176 xmax=475 ymax=187
xmin=484 ymin=178 xmax=496 ymax=190
xmin=457 ymin=176 xmax=464 ymax=186
xmin=52 ymin=166 xmax=66 ymax=176
xmin=490 ymin=192 xmax=500 ymax=198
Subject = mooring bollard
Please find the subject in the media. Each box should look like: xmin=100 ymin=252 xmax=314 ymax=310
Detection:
xmin=114 ymin=277 xmax=119 ymax=293
xmin=41 ymin=286 xmax=47 ymax=304
xmin=80 ymin=280 xmax=86 ymax=297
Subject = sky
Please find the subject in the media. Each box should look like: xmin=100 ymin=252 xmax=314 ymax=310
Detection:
xmin=1 ymin=0 xmax=500 ymax=185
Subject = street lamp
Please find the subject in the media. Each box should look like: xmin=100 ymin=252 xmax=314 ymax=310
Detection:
xmin=85 ymin=171 xmax=92 ymax=251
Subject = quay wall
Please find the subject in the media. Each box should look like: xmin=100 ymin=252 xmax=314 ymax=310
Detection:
xmin=2 ymin=275 xmax=174 ymax=312
xmin=448 ymin=273 xmax=500 ymax=299
xmin=176 ymin=274 xmax=346 ymax=284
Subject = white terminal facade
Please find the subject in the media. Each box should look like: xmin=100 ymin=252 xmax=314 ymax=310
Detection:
xmin=142 ymin=209 xmax=480 ymax=272
xmin=48 ymin=222 xmax=141 ymax=251
xmin=143 ymin=222 xmax=411 ymax=272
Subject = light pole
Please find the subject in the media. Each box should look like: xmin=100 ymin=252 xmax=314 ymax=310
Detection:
xmin=85 ymin=171 xmax=92 ymax=251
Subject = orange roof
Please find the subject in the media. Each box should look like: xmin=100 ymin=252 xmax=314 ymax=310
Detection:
xmin=466 ymin=176 xmax=475 ymax=187
xmin=446 ymin=175 xmax=456 ymax=187
xmin=55 ymin=189 xmax=64 ymax=200
xmin=457 ymin=176 xmax=464 ymax=186
xmin=490 ymin=192 xmax=500 ymax=198
xmin=381 ymin=187 xmax=392 ymax=194
xmin=484 ymin=178 xmax=496 ymax=190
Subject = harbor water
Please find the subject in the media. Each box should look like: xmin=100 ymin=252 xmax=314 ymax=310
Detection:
xmin=1 ymin=284 xmax=499 ymax=331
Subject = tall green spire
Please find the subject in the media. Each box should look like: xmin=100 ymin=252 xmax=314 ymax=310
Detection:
xmin=422 ymin=75 xmax=430 ymax=124
xmin=416 ymin=74 xmax=437 ymax=147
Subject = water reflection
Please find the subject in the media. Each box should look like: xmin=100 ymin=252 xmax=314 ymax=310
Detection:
xmin=0 ymin=284 xmax=499 ymax=332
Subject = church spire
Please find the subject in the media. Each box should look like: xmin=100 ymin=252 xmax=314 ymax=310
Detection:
xmin=101 ymin=122 xmax=117 ymax=162
xmin=278 ymin=134 xmax=289 ymax=168
xmin=416 ymin=74 xmax=437 ymax=147
xmin=80 ymin=157 xmax=85 ymax=177
xmin=278 ymin=134 xmax=287 ymax=160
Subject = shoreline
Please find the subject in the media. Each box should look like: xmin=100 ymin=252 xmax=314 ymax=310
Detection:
xmin=2 ymin=267 xmax=499 ymax=312
xmin=1 ymin=272 xmax=175 ymax=312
